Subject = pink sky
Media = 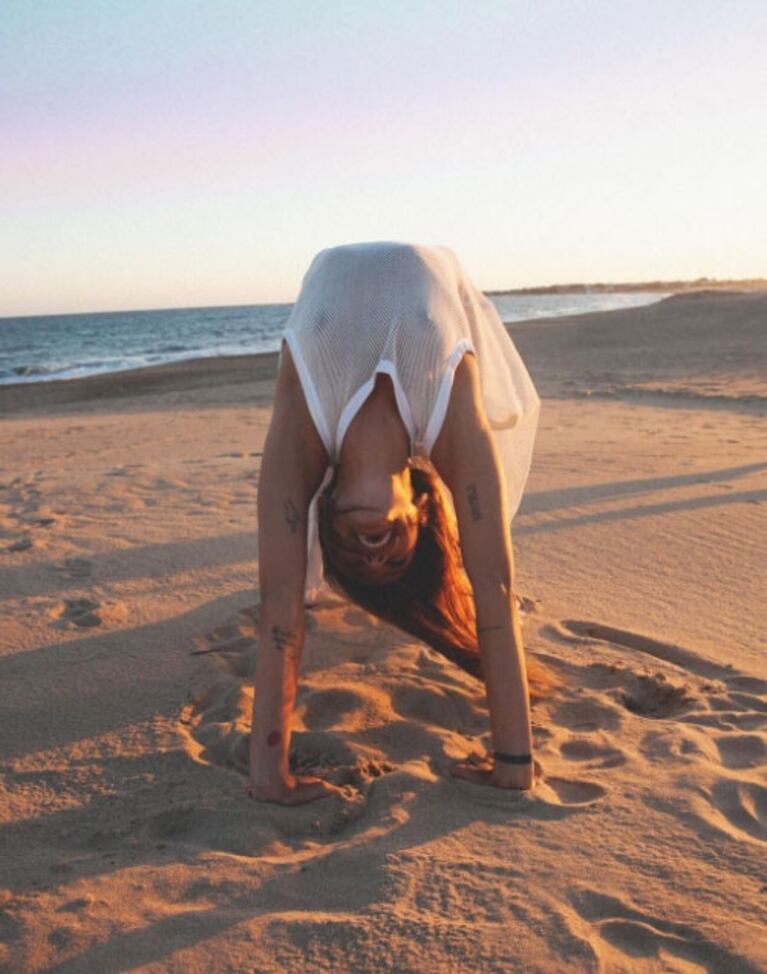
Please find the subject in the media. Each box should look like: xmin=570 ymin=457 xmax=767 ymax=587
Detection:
xmin=2 ymin=1 xmax=765 ymax=315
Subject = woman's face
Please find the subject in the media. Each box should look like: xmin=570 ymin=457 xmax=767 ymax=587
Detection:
xmin=328 ymin=503 xmax=422 ymax=584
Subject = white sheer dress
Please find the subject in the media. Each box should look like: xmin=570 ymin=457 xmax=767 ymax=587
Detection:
xmin=280 ymin=242 xmax=540 ymax=601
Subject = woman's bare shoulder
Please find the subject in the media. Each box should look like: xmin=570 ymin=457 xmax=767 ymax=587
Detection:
xmin=273 ymin=342 xmax=303 ymax=401
xmin=431 ymin=352 xmax=487 ymax=474
xmin=273 ymin=346 xmax=320 ymax=431
xmin=268 ymin=344 xmax=328 ymax=474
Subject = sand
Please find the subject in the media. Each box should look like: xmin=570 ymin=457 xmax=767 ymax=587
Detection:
xmin=1 ymin=292 xmax=765 ymax=973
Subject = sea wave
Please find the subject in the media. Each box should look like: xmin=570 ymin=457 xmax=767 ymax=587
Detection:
xmin=11 ymin=363 xmax=66 ymax=377
xmin=0 ymin=344 xmax=278 ymax=386
xmin=0 ymin=293 xmax=667 ymax=386
xmin=0 ymin=356 xmax=157 ymax=385
xmin=493 ymin=291 xmax=668 ymax=324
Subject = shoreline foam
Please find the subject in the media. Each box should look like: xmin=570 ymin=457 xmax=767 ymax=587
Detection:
xmin=3 ymin=290 xmax=764 ymax=417
xmin=0 ymin=290 xmax=676 ymax=391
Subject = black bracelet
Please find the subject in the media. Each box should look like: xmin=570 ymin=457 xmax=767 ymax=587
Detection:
xmin=494 ymin=751 xmax=533 ymax=766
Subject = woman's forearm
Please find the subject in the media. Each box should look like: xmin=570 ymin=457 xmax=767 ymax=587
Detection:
xmin=249 ymin=610 xmax=304 ymax=793
xmin=476 ymin=595 xmax=533 ymax=756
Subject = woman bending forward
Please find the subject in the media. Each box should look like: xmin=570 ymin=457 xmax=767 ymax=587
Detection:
xmin=250 ymin=242 xmax=543 ymax=805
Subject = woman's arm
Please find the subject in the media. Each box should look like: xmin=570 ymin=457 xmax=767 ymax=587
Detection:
xmin=432 ymin=353 xmax=534 ymax=790
xmin=249 ymin=348 xmax=340 ymax=804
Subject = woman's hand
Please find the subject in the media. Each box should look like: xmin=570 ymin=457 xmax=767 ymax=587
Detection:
xmin=450 ymin=752 xmax=535 ymax=791
xmin=248 ymin=773 xmax=345 ymax=806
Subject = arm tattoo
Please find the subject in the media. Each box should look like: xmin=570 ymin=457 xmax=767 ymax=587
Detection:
xmin=282 ymin=498 xmax=303 ymax=534
xmin=271 ymin=625 xmax=299 ymax=659
xmin=466 ymin=482 xmax=482 ymax=522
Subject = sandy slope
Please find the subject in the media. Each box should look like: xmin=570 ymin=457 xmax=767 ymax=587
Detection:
xmin=0 ymin=293 xmax=765 ymax=973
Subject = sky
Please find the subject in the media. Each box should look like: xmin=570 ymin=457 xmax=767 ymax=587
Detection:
xmin=2 ymin=0 xmax=766 ymax=316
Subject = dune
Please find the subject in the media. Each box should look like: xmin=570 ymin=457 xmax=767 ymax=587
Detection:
xmin=1 ymin=293 xmax=765 ymax=972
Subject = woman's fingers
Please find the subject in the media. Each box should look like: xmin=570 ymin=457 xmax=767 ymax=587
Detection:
xmin=449 ymin=758 xmax=535 ymax=791
xmin=465 ymin=751 xmax=488 ymax=766
xmin=248 ymin=774 xmax=346 ymax=806
xmin=491 ymin=763 xmax=534 ymax=791
xmin=282 ymin=776 xmax=345 ymax=805
xmin=449 ymin=759 xmax=493 ymax=785
xmin=252 ymin=758 xmax=534 ymax=802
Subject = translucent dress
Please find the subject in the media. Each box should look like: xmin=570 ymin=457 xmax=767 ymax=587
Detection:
xmin=280 ymin=242 xmax=541 ymax=600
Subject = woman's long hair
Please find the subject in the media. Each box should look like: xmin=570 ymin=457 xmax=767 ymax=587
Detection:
xmin=318 ymin=458 xmax=551 ymax=700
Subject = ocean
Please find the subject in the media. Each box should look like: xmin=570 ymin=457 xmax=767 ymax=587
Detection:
xmin=0 ymin=292 xmax=666 ymax=387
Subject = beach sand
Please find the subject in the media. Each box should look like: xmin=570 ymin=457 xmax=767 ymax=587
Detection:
xmin=1 ymin=293 xmax=765 ymax=973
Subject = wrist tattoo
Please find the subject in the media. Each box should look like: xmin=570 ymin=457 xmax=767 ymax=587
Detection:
xmin=466 ymin=483 xmax=482 ymax=522
xmin=271 ymin=625 xmax=299 ymax=658
xmin=283 ymin=498 xmax=303 ymax=534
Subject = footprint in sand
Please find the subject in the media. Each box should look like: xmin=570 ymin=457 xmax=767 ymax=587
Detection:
xmin=642 ymin=777 xmax=767 ymax=850
xmin=552 ymin=619 xmax=767 ymax=732
xmin=146 ymin=806 xmax=200 ymax=842
xmin=541 ymin=776 xmax=607 ymax=807
xmin=559 ymin=737 xmax=627 ymax=769
xmin=300 ymin=684 xmax=392 ymax=732
xmin=639 ymin=726 xmax=717 ymax=764
xmin=390 ymin=682 xmax=481 ymax=732
xmin=569 ymin=887 xmax=761 ymax=973
xmin=57 ymin=598 xmax=103 ymax=628
xmin=726 ymin=675 xmax=767 ymax=695
xmin=4 ymin=537 xmax=33 ymax=553
xmin=191 ymin=621 xmax=257 ymax=678
xmin=547 ymin=621 xmax=700 ymax=720
xmin=675 ymin=675 xmax=767 ymax=733
xmin=726 ymin=691 xmax=767 ymax=714
xmin=289 ymin=730 xmax=395 ymax=790
xmin=714 ymin=732 xmax=767 ymax=770
xmin=52 ymin=597 xmax=128 ymax=629
xmin=552 ymin=697 xmax=624 ymax=734
xmin=620 ymin=672 xmax=694 ymax=719
xmin=557 ymin=619 xmax=727 ymax=682
xmin=453 ymin=770 xmax=608 ymax=817
xmin=709 ymin=779 xmax=767 ymax=844
xmin=677 ymin=709 xmax=766 ymax=733
xmin=56 ymin=557 xmax=93 ymax=581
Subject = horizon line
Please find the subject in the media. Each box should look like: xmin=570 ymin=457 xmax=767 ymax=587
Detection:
xmin=2 ymin=276 xmax=765 ymax=321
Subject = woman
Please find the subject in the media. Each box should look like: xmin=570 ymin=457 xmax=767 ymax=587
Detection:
xmin=250 ymin=242 xmax=542 ymax=805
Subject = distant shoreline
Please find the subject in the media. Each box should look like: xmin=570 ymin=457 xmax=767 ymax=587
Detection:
xmin=4 ymin=289 xmax=766 ymax=418
xmin=486 ymin=278 xmax=767 ymax=296
xmin=3 ymin=279 xmax=766 ymax=323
